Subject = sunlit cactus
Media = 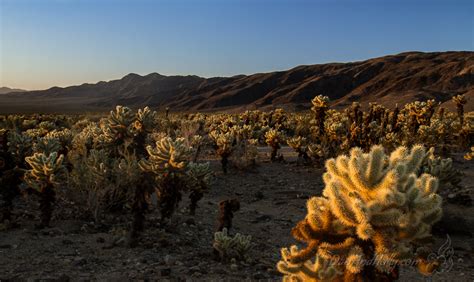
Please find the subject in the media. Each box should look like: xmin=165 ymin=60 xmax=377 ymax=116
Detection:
xmin=265 ymin=128 xmax=285 ymax=162
xmin=452 ymin=94 xmax=467 ymax=125
xmin=465 ymin=146 xmax=474 ymax=160
xmin=186 ymin=162 xmax=213 ymax=215
xmin=311 ymin=95 xmax=330 ymax=137
xmin=139 ymin=137 xmax=191 ymax=223
xmin=139 ymin=137 xmax=190 ymax=174
xmin=287 ymin=136 xmax=311 ymax=165
xmin=210 ymin=131 xmax=235 ymax=173
xmin=277 ymin=145 xmax=443 ymax=281
xmin=24 ymin=152 xmax=67 ymax=228
xmin=102 ymin=105 xmax=135 ymax=145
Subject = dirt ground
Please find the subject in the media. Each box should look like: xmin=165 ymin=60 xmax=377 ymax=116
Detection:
xmin=1 ymin=148 xmax=473 ymax=281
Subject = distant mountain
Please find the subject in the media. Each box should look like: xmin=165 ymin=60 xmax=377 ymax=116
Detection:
xmin=0 ymin=87 xmax=26 ymax=94
xmin=0 ymin=51 xmax=472 ymax=113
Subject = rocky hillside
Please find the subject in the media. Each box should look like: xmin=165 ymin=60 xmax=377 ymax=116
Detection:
xmin=1 ymin=51 xmax=472 ymax=113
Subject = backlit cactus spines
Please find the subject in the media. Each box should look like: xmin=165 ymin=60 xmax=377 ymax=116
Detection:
xmin=103 ymin=105 xmax=135 ymax=144
xmin=452 ymin=94 xmax=467 ymax=125
xmin=277 ymin=145 xmax=443 ymax=280
xmin=311 ymin=95 xmax=330 ymax=137
xmin=277 ymin=247 xmax=339 ymax=282
xmin=135 ymin=106 xmax=156 ymax=132
xmin=139 ymin=136 xmax=191 ymax=223
xmin=24 ymin=152 xmax=67 ymax=228
xmin=24 ymin=152 xmax=67 ymax=192
xmin=265 ymin=128 xmax=285 ymax=162
xmin=210 ymin=131 xmax=235 ymax=173
xmin=287 ymin=136 xmax=311 ymax=165
xmin=465 ymin=146 xmax=474 ymax=160
xmin=139 ymin=137 xmax=190 ymax=174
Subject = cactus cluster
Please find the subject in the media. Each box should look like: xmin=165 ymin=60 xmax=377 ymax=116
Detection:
xmin=213 ymin=228 xmax=252 ymax=262
xmin=278 ymin=145 xmax=443 ymax=280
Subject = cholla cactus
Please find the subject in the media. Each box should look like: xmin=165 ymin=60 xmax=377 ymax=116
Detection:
xmin=278 ymin=246 xmax=338 ymax=281
xmin=135 ymin=106 xmax=156 ymax=132
xmin=421 ymin=149 xmax=462 ymax=189
xmin=265 ymin=128 xmax=285 ymax=162
xmin=102 ymin=105 xmax=135 ymax=145
xmin=186 ymin=162 xmax=212 ymax=215
xmin=213 ymin=228 xmax=252 ymax=262
xmin=452 ymin=94 xmax=467 ymax=125
xmin=24 ymin=152 xmax=67 ymax=228
xmin=311 ymin=95 xmax=330 ymax=137
xmin=277 ymin=145 xmax=443 ymax=281
xmin=287 ymin=136 xmax=311 ymax=165
xmin=7 ymin=131 xmax=32 ymax=166
xmin=210 ymin=131 xmax=235 ymax=173
xmin=33 ymin=137 xmax=61 ymax=155
xmin=139 ymin=137 xmax=191 ymax=223
xmin=465 ymin=147 xmax=474 ymax=160
xmin=139 ymin=137 xmax=190 ymax=174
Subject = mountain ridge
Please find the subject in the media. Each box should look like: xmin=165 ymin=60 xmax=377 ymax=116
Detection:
xmin=1 ymin=51 xmax=473 ymax=113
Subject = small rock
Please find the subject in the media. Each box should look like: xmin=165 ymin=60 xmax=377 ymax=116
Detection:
xmin=62 ymin=239 xmax=74 ymax=245
xmin=185 ymin=218 xmax=196 ymax=225
xmin=164 ymin=255 xmax=174 ymax=265
xmin=160 ymin=268 xmax=171 ymax=277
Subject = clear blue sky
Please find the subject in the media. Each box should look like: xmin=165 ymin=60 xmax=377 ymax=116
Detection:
xmin=1 ymin=0 xmax=473 ymax=90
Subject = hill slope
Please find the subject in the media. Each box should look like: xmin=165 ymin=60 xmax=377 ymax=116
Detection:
xmin=0 ymin=51 xmax=473 ymax=113
xmin=0 ymin=87 xmax=26 ymax=94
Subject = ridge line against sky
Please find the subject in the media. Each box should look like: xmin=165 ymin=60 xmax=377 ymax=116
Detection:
xmin=1 ymin=0 xmax=473 ymax=90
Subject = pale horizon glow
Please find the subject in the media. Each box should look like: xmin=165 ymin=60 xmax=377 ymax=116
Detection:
xmin=1 ymin=0 xmax=473 ymax=90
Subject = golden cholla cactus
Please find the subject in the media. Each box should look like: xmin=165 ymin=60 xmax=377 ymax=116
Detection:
xmin=311 ymin=95 xmax=330 ymax=112
xmin=139 ymin=137 xmax=190 ymax=174
xmin=102 ymin=105 xmax=135 ymax=143
xmin=278 ymin=246 xmax=338 ymax=281
xmin=311 ymin=95 xmax=330 ymax=138
xmin=265 ymin=128 xmax=285 ymax=161
xmin=277 ymin=145 xmax=443 ymax=281
xmin=287 ymin=136 xmax=307 ymax=152
xmin=134 ymin=106 xmax=156 ymax=133
xmin=209 ymin=130 xmax=235 ymax=173
xmin=24 ymin=152 xmax=67 ymax=192
xmin=287 ymin=136 xmax=311 ymax=165
xmin=24 ymin=152 xmax=67 ymax=228
xmin=452 ymin=94 xmax=467 ymax=124
xmin=465 ymin=147 xmax=474 ymax=160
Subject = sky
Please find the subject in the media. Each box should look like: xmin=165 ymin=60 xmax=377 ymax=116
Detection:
xmin=0 ymin=0 xmax=473 ymax=90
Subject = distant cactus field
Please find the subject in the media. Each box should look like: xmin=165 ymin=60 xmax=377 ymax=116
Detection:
xmin=0 ymin=95 xmax=473 ymax=280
